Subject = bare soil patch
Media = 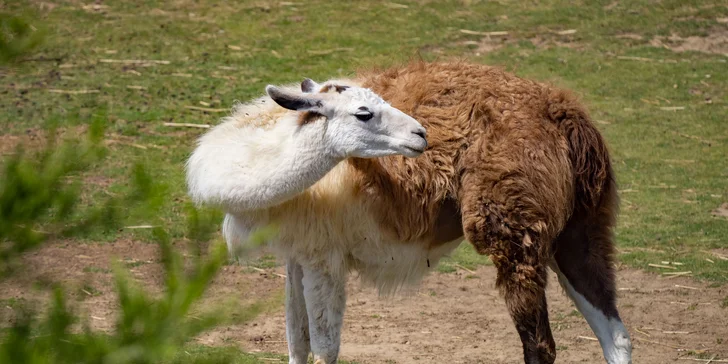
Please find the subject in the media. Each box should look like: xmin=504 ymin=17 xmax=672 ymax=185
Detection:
xmin=0 ymin=239 xmax=280 ymax=332
xmin=712 ymin=202 xmax=728 ymax=219
xmin=231 ymin=266 xmax=728 ymax=363
xmin=459 ymin=30 xmax=583 ymax=56
xmin=0 ymin=239 xmax=163 ymax=331
xmin=2 ymin=240 xmax=727 ymax=363
xmin=651 ymin=30 xmax=728 ymax=56
xmin=0 ymin=128 xmax=46 ymax=155
xmin=0 ymin=126 xmax=89 ymax=156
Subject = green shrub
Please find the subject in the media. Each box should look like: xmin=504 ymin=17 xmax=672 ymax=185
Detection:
xmin=0 ymin=119 xmax=268 ymax=363
xmin=0 ymin=12 xmax=45 ymax=64
xmin=0 ymin=232 xmax=228 ymax=364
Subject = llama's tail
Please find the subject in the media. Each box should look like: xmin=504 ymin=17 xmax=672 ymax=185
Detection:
xmin=545 ymin=89 xmax=617 ymax=217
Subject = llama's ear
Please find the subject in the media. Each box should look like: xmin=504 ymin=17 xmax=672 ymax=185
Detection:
xmin=266 ymin=85 xmax=323 ymax=111
xmin=301 ymin=78 xmax=320 ymax=93
xmin=319 ymin=83 xmax=350 ymax=93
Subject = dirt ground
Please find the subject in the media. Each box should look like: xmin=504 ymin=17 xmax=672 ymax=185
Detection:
xmin=1 ymin=240 xmax=727 ymax=363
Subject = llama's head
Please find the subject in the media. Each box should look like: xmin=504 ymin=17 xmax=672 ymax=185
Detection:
xmin=265 ymin=78 xmax=427 ymax=159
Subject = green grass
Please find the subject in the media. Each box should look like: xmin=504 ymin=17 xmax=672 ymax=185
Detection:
xmin=438 ymin=244 xmax=492 ymax=273
xmin=170 ymin=345 xmax=358 ymax=364
xmin=2 ymin=0 xmax=728 ymax=361
xmin=169 ymin=346 xmax=285 ymax=364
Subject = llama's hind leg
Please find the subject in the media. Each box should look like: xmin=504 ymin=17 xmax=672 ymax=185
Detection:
xmin=497 ymin=253 xmax=554 ymax=364
xmin=301 ymin=265 xmax=346 ymax=364
xmin=285 ymin=258 xmax=310 ymax=364
xmin=460 ymin=186 xmax=557 ymax=363
xmin=552 ymin=223 xmax=632 ymax=364
xmin=466 ymin=216 xmax=556 ymax=364
xmin=459 ymin=121 xmax=574 ymax=363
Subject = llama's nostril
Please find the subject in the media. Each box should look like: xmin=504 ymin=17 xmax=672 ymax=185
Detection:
xmin=413 ymin=129 xmax=426 ymax=140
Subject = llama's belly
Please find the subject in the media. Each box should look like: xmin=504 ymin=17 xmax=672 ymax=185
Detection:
xmin=224 ymin=211 xmax=463 ymax=294
xmin=348 ymin=237 xmax=463 ymax=295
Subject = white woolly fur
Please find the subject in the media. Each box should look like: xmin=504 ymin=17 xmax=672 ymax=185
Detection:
xmin=185 ymin=80 xmax=454 ymax=294
xmin=186 ymin=79 xmax=451 ymax=364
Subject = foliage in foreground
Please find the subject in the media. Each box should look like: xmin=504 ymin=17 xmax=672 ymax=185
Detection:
xmin=0 ymin=114 xmax=138 ymax=277
xmin=0 ymin=121 xmax=267 ymax=363
xmin=0 ymin=12 xmax=45 ymax=64
xmin=1 ymin=232 xmax=228 ymax=364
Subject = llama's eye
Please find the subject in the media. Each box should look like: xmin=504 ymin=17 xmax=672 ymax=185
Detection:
xmin=354 ymin=112 xmax=373 ymax=122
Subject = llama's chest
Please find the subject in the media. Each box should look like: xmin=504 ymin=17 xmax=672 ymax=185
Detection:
xmin=240 ymin=198 xmax=430 ymax=255
xmin=224 ymin=162 xmax=465 ymax=292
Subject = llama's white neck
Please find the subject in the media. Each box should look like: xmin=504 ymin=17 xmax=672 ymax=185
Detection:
xmin=186 ymin=115 xmax=343 ymax=213
xmin=257 ymin=122 xmax=343 ymax=209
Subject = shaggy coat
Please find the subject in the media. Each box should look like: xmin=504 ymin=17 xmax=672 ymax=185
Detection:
xmin=355 ymin=61 xmax=625 ymax=363
xmin=187 ymin=60 xmax=631 ymax=364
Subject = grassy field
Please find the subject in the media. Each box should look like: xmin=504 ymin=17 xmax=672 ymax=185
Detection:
xmin=2 ymin=0 xmax=727 ymax=362
xmin=168 ymin=346 xmax=287 ymax=364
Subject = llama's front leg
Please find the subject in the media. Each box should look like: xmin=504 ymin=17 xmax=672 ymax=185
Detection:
xmin=285 ymin=258 xmax=310 ymax=364
xmin=301 ymin=265 xmax=346 ymax=364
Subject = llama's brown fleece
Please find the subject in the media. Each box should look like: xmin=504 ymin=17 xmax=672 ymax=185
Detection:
xmin=346 ymin=60 xmax=618 ymax=364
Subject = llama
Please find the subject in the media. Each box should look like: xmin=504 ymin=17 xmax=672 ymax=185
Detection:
xmin=186 ymin=61 xmax=633 ymax=364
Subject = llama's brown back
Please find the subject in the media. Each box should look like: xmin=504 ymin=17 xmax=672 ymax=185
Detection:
xmin=353 ymin=61 xmax=615 ymax=248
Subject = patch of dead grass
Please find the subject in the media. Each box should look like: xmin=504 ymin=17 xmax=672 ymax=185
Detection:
xmin=615 ymin=33 xmax=645 ymax=41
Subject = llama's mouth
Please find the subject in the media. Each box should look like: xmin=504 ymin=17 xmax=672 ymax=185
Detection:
xmin=405 ymin=146 xmax=424 ymax=153
xmin=402 ymin=146 xmax=425 ymax=155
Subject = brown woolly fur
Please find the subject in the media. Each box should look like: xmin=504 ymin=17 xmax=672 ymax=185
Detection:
xmin=351 ymin=60 xmax=621 ymax=363
xmin=297 ymin=84 xmax=353 ymax=125
xmin=297 ymin=111 xmax=324 ymax=125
